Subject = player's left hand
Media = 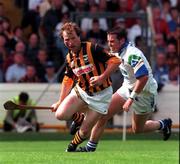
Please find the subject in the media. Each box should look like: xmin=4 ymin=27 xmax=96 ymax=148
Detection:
xmin=123 ymin=98 xmax=133 ymax=112
xmin=89 ymin=76 xmax=103 ymax=86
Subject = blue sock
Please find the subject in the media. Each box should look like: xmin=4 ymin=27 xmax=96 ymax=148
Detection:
xmin=86 ymin=141 xmax=98 ymax=152
xmin=158 ymin=120 xmax=165 ymax=130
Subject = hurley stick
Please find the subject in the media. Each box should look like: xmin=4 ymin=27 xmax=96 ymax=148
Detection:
xmin=3 ymin=100 xmax=53 ymax=110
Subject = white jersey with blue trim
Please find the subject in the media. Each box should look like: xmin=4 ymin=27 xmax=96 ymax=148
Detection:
xmin=119 ymin=42 xmax=157 ymax=94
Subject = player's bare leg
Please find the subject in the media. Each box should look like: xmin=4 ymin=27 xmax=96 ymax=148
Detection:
xmin=66 ymin=109 xmax=102 ymax=152
xmin=132 ymin=112 xmax=172 ymax=140
xmin=76 ymin=92 xmax=125 ymax=152
xmin=55 ymin=93 xmax=86 ymax=120
xmin=91 ymin=93 xmax=125 ymax=142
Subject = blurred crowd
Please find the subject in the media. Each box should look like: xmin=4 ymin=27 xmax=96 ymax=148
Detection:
xmin=0 ymin=0 xmax=179 ymax=90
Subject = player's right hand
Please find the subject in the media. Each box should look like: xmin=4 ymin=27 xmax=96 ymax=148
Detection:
xmin=51 ymin=101 xmax=60 ymax=112
xmin=123 ymin=98 xmax=133 ymax=112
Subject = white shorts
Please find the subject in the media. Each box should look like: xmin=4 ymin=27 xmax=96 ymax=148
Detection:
xmin=117 ymin=85 xmax=157 ymax=114
xmin=71 ymin=85 xmax=113 ymax=115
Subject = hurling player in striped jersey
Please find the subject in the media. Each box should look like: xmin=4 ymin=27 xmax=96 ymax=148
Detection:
xmin=51 ymin=22 xmax=121 ymax=152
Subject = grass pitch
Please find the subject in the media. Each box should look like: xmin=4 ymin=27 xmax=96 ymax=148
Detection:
xmin=0 ymin=132 xmax=179 ymax=164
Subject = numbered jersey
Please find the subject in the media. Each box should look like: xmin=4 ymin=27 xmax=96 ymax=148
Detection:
xmin=119 ymin=43 xmax=157 ymax=94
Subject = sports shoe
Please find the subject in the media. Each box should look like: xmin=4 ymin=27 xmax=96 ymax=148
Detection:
xmin=162 ymin=118 xmax=172 ymax=141
xmin=66 ymin=143 xmax=77 ymax=152
xmin=75 ymin=146 xmax=95 ymax=152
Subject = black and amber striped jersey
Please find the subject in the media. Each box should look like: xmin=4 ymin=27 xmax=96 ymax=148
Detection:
xmin=65 ymin=42 xmax=118 ymax=95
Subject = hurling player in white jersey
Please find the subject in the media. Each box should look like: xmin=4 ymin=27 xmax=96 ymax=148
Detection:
xmin=74 ymin=26 xmax=172 ymax=152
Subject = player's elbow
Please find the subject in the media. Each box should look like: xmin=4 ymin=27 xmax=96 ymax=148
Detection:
xmin=143 ymin=75 xmax=148 ymax=83
xmin=137 ymin=75 xmax=149 ymax=86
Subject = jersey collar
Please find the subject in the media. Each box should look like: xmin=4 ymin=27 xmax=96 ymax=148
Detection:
xmin=118 ymin=41 xmax=129 ymax=56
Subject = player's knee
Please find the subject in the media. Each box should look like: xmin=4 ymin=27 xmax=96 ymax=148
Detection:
xmin=55 ymin=111 xmax=66 ymax=120
xmin=55 ymin=111 xmax=61 ymax=120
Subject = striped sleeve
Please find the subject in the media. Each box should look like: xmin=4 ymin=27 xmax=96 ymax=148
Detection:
xmin=91 ymin=44 xmax=120 ymax=64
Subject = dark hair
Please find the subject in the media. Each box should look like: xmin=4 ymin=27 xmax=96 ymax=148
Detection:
xmin=28 ymin=32 xmax=40 ymax=41
xmin=60 ymin=22 xmax=81 ymax=39
xmin=107 ymin=26 xmax=127 ymax=40
xmin=13 ymin=26 xmax=22 ymax=34
xmin=135 ymin=35 xmax=142 ymax=46
xmin=19 ymin=92 xmax=29 ymax=103
xmin=92 ymin=18 xmax=99 ymax=24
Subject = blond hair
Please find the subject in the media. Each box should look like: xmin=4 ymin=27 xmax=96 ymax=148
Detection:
xmin=60 ymin=22 xmax=81 ymax=39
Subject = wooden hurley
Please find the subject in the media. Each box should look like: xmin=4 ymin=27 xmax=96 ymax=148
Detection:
xmin=3 ymin=100 xmax=53 ymax=110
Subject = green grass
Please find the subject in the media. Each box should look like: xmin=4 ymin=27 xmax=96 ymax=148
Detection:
xmin=0 ymin=132 xmax=179 ymax=164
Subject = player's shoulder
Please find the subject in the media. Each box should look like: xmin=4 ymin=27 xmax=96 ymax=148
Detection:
xmin=127 ymin=45 xmax=144 ymax=57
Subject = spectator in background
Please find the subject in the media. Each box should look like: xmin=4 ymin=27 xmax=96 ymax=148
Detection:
xmin=19 ymin=64 xmax=41 ymax=83
xmin=2 ymin=18 xmax=13 ymax=42
xmin=5 ymin=52 xmax=26 ymax=82
xmin=116 ymin=0 xmax=135 ymax=28
xmin=168 ymin=7 xmax=179 ymax=37
xmin=166 ymin=42 xmax=178 ymax=72
xmin=97 ymin=0 xmax=107 ymax=12
xmin=127 ymin=17 xmax=141 ymax=44
xmin=41 ymin=0 xmax=68 ymax=51
xmin=152 ymin=6 xmax=170 ymax=39
xmin=153 ymin=52 xmax=169 ymax=92
xmin=9 ymin=26 xmax=24 ymax=51
xmin=26 ymin=33 xmax=40 ymax=62
xmin=21 ymin=0 xmax=41 ymax=33
xmin=113 ymin=18 xmax=126 ymax=29
xmin=171 ymin=0 xmax=179 ymax=7
xmin=73 ymin=0 xmax=88 ymax=13
xmin=134 ymin=35 xmax=147 ymax=55
xmin=166 ymin=42 xmax=179 ymax=84
xmin=3 ymin=92 xmax=39 ymax=132
xmin=154 ymin=33 xmax=167 ymax=53
xmin=169 ymin=65 xmax=179 ymax=85
xmin=44 ymin=61 xmax=58 ymax=83
xmin=38 ymin=0 xmax=52 ymax=48
xmin=14 ymin=41 xmax=26 ymax=54
xmin=133 ymin=0 xmax=149 ymax=12
xmin=116 ymin=0 xmax=134 ymax=13
xmin=54 ymin=12 xmax=69 ymax=58
xmin=80 ymin=3 xmax=108 ymax=37
xmin=86 ymin=18 xmax=107 ymax=46
xmin=2 ymin=41 xmax=27 ymax=74
xmin=127 ymin=10 xmax=152 ymax=46
xmin=28 ymin=0 xmax=42 ymax=11
xmin=34 ymin=49 xmax=49 ymax=82
xmin=0 ymin=34 xmax=8 ymax=71
xmin=39 ymin=0 xmax=52 ymax=18
xmin=161 ymin=0 xmax=172 ymax=22
xmin=106 ymin=0 xmax=119 ymax=12
xmin=173 ymin=22 xmax=180 ymax=42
